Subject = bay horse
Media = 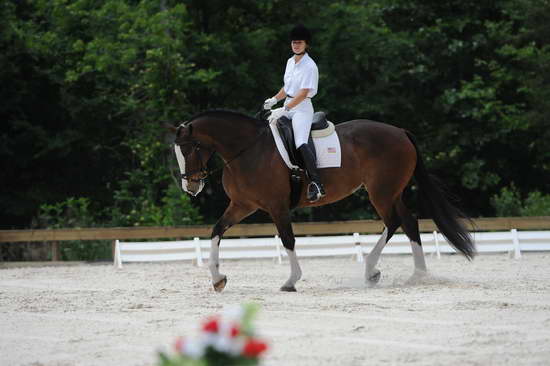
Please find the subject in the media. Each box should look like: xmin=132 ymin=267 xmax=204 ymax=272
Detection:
xmin=170 ymin=110 xmax=475 ymax=292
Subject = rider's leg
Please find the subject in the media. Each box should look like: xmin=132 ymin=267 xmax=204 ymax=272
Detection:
xmin=298 ymin=143 xmax=325 ymax=202
xmin=288 ymin=102 xmax=314 ymax=150
xmin=289 ymin=100 xmax=325 ymax=202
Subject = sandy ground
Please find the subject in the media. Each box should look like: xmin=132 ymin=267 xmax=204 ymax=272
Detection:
xmin=1 ymin=253 xmax=550 ymax=366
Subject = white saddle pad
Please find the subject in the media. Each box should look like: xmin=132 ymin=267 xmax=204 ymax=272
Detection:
xmin=269 ymin=121 xmax=342 ymax=170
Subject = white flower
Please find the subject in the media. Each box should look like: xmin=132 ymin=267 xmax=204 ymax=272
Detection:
xmin=212 ymin=335 xmax=233 ymax=353
xmin=182 ymin=338 xmax=206 ymax=359
xmin=227 ymin=338 xmax=246 ymax=356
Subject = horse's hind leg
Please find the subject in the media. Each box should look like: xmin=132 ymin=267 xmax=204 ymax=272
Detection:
xmin=365 ymin=202 xmax=401 ymax=286
xmin=395 ymin=198 xmax=428 ymax=281
xmin=210 ymin=201 xmax=256 ymax=292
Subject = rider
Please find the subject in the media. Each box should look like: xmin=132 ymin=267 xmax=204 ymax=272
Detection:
xmin=264 ymin=24 xmax=325 ymax=203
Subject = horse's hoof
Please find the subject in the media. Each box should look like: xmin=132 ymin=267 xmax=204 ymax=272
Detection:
xmin=213 ymin=276 xmax=227 ymax=292
xmin=280 ymin=285 xmax=297 ymax=292
xmin=367 ymin=270 xmax=381 ymax=285
xmin=405 ymin=270 xmax=428 ymax=286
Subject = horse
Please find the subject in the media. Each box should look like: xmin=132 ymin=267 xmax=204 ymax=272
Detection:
xmin=169 ymin=109 xmax=475 ymax=292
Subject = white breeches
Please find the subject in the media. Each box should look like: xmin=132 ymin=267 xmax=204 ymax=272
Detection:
xmin=285 ymin=97 xmax=314 ymax=148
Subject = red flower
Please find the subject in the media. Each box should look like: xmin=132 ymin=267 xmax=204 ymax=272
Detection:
xmin=202 ymin=317 xmax=220 ymax=333
xmin=243 ymin=339 xmax=268 ymax=358
xmin=230 ymin=324 xmax=240 ymax=338
xmin=174 ymin=337 xmax=184 ymax=352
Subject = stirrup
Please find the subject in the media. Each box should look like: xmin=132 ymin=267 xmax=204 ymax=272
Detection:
xmin=307 ymin=181 xmax=325 ymax=203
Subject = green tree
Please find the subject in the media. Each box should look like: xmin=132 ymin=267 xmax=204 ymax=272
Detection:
xmin=2 ymin=0 xmax=549 ymax=239
xmin=2 ymin=0 xmax=204 ymax=230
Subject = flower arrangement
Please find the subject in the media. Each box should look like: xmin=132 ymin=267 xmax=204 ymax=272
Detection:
xmin=158 ymin=304 xmax=268 ymax=366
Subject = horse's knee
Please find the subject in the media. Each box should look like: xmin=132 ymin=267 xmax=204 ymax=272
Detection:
xmin=211 ymin=221 xmax=230 ymax=239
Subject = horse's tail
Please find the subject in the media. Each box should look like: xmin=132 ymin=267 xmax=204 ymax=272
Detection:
xmin=405 ymin=131 xmax=476 ymax=260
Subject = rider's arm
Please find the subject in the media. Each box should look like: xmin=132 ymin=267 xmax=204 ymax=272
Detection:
xmin=285 ymin=88 xmax=310 ymax=110
xmin=273 ymin=87 xmax=287 ymax=101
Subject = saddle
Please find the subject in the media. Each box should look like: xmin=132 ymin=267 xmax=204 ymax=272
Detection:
xmin=276 ymin=111 xmax=329 ymax=169
xmin=276 ymin=111 xmax=330 ymax=209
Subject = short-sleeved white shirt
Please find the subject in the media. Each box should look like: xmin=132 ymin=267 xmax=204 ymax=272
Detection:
xmin=283 ymin=53 xmax=318 ymax=98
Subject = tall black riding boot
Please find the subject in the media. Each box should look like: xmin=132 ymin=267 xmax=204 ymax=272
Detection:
xmin=298 ymin=144 xmax=326 ymax=203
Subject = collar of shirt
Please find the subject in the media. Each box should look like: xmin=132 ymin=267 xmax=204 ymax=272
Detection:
xmin=293 ymin=52 xmax=312 ymax=66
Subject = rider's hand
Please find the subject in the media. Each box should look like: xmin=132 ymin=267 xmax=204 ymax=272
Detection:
xmin=268 ymin=107 xmax=287 ymax=125
xmin=263 ymin=97 xmax=278 ymax=110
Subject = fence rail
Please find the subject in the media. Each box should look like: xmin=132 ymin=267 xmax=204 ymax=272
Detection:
xmin=2 ymin=217 xmax=550 ymax=243
xmin=1 ymin=217 xmax=549 ymax=261
xmin=114 ymin=229 xmax=550 ymax=268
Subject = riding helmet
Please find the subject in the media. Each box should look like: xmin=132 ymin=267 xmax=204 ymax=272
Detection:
xmin=290 ymin=24 xmax=312 ymax=44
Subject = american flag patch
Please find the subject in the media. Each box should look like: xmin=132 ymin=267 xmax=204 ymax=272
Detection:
xmin=327 ymin=147 xmax=336 ymax=153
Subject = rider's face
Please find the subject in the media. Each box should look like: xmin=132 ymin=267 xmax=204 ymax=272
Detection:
xmin=291 ymin=40 xmax=307 ymax=54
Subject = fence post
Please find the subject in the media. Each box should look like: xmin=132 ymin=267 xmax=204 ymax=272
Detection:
xmin=111 ymin=240 xmax=117 ymax=261
xmin=433 ymin=231 xmax=441 ymax=259
xmin=194 ymin=237 xmax=203 ymax=267
xmin=51 ymin=241 xmax=61 ymax=261
xmin=275 ymin=235 xmax=282 ymax=264
xmin=511 ymin=229 xmax=522 ymax=259
xmin=353 ymin=233 xmax=363 ymax=263
xmin=114 ymin=240 xmax=123 ymax=269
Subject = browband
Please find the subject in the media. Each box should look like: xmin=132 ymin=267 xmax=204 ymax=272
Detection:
xmin=178 ymin=122 xmax=192 ymax=136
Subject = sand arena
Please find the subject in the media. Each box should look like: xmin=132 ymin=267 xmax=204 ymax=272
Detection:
xmin=1 ymin=253 xmax=550 ymax=365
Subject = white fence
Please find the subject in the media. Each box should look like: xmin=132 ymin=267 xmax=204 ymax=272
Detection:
xmin=114 ymin=230 xmax=550 ymax=268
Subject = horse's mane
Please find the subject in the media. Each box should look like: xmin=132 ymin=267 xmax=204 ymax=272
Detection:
xmin=187 ymin=109 xmax=266 ymax=127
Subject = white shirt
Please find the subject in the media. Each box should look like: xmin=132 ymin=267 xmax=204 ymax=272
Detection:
xmin=283 ymin=53 xmax=318 ymax=98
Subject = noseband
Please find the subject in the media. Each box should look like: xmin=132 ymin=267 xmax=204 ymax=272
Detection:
xmin=175 ymin=141 xmax=214 ymax=182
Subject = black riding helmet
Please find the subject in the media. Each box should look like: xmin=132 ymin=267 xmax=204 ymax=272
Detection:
xmin=290 ymin=24 xmax=312 ymax=44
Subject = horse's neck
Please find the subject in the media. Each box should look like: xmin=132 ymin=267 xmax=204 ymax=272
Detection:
xmin=195 ymin=116 xmax=265 ymax=161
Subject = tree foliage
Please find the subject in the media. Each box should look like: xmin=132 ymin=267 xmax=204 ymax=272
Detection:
xmin=2 ymin=0 xmax=549 ymax=234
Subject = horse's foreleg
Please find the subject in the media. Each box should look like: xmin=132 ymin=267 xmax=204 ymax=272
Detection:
xmin=270 ymin=210 xmax=301 ymax=292
xmin=210 ymin=202 xmax=255 ymax=292
xmin=209 ymin=234 xmax=226 ymax=292
xmin=282 ymin=248 xmax=302 ymax=292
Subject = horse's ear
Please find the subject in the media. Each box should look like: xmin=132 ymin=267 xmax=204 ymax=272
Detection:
xmin=163 ymin=123 xmax=178 ymax=134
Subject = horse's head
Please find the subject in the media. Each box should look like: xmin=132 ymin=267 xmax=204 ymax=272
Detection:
xmin=173 ymin=123 xmax=213 ymax=196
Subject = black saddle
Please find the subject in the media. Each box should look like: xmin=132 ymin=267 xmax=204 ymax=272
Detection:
xmin=311 ymin=111 xmax=329 ymax=130
xmin=276 ymin=111 xmax=329 ymax=169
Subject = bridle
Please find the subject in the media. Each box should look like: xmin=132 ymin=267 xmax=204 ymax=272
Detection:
xmin=173 ymin=120 xmax=269 ymax=183
xmin=175 ymin=140 xmax=214 ymax=182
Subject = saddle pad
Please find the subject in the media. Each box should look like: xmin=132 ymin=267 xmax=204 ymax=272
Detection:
xmin=270 ymin=122 xmax=342 ymax=169
xmin=313 ymin=127 xmax=341 ymax=168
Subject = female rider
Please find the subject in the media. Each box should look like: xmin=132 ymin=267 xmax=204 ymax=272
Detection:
xmin=264 ymin=24 xmax=325 ymax=203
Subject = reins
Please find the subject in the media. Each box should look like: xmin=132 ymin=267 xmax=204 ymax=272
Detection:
xmin=206 ymin=127 xmax=269 ymax=177
xmin=174 ymin=126 xmax=268 ymax=181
